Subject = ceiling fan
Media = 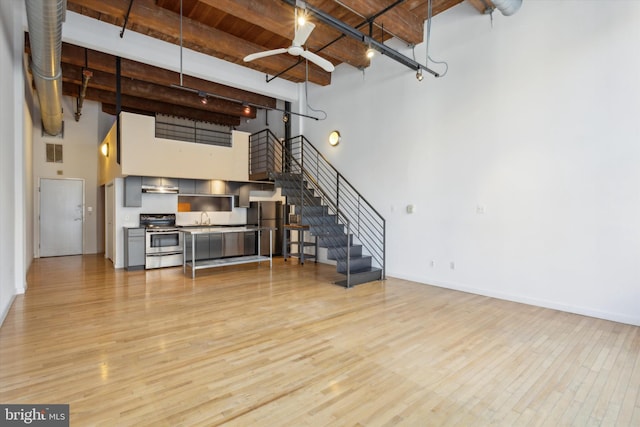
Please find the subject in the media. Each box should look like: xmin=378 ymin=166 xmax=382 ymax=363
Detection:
xmin=243 ymin=14 xmax=335 ymax=73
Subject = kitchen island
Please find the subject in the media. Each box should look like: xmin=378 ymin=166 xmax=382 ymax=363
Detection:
xmin=181 ymin=226 xmax=274 ymax=278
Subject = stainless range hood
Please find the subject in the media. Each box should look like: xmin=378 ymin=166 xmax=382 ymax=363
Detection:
xmin=141 ymin=185 xmax=179 ymax=194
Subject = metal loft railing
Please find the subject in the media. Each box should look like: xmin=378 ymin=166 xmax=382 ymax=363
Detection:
xmin=249 ymin=129 xmax=386 ymax=284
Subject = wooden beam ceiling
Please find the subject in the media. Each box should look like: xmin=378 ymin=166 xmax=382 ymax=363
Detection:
xmin=66 ymin=0 xmax=331 ymax=85
xmin=31 ymin=0 xmax=488 ymax=124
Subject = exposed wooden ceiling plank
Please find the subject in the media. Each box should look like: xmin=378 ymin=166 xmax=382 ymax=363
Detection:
xmin=53 ymin=42 xmax=277 ymax=109
xmin=63 ymin=84 xmax=241 ymax=126
xmin=466 ymin=0 xmax=492 ymax=14
xmin=309 ymin=0 xmax=424 ymax=45
xmin=398 ymin=0 xmax=466 ymax=19
xmin=198 ymin=0 xmax=369 ymax=69
xmin=66 ymin=0 xmax=331 ymax=85
xmin=61 ymin=63 xmax=257 ymax=119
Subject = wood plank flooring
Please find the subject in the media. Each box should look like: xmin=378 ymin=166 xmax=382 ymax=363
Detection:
xmin=1 ymin=254 xmax=639 ymax=426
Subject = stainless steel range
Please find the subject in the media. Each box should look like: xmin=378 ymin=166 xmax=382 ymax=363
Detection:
xmin=140 ymin=213 xmax=183 ymax=269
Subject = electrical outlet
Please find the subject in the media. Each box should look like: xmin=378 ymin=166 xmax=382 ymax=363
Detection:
xmin=430 ymin=260 xmax=435 ymax=267
xmin=450 ymin=261 xmax=455 ymax=270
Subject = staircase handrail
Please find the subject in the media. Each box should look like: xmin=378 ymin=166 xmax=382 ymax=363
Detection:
xmin=287 ymin=135 xmax=385 ymax=278
xmin=249 ymin=129 xmax=385 ymax=282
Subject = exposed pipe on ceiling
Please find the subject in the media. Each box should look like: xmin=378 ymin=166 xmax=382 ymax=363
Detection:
xmin=491 ymin=0 xmax=523 ymax=16
xmin=25 ymin=0 xmax=66 ymax=136
xmin=74 ymin=69 xmax=93 ymax=122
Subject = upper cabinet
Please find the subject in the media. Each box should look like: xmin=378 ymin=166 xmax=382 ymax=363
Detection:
xmin=123 ymin=176 xmax=142 ymax=207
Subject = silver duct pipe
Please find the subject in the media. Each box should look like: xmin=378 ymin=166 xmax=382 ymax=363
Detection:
xmin=491 ymin=0 xmax=523 ymax=16
xmin=25 ymin=0 xmax=66 ymax=136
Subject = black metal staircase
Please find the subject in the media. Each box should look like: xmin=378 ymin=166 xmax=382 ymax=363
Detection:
xmin=249 ymin=129 xmax=385 ymax=287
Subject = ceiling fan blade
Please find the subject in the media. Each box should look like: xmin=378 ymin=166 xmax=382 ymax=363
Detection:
xmin=293 ymin=22 xmax=315 ymax=46
xmin=243 ymin=48 xmax=288 ymax=62
xmin=300 ymin=50 xmax=335 ymax=73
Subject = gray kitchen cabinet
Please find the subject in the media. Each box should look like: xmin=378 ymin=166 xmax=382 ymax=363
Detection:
xmin=194 ymin=179 xmax=211 ymax=194
xmin=237 ymin=184 xmax=251 ymax=208
xmin=244 ymin=231 xmax=256 ymax=256
xmin=124 ymin=227 xmax=145 ymax=270
xmin=142 ymin=176 xmax=179 ymax=188
xmin=195 ymin=234 xmax=210 ymax=261
xmin=141 ymin=176 xmax=162 ymax=187
xmin=123 ymin=176 xmax=142 ymax=207
xmin=163 ymin=177 xmax=180 ymax=188
xmin=209 ymin=234 xmax=223 ymax=259
xmin=223 ymin=232 xmax=244 ymax=257
xmin=210 ymin=180 xmax=227 ymax=195
xmin=179 ymin=179 xmax=195 ymax=194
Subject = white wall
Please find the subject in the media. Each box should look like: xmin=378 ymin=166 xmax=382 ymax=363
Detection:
xmin=119 ymin=113 xmax=250 ymax=181
xmin=0 ymin=0 xmax=28 ymax=325
xmin=32 ymin=98 xmax=107 ymax=256
xmin=304 ymin=1 xmax=640 ymax=325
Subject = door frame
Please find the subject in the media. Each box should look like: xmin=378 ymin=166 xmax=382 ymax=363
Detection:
xmin=36 ymin=177 xmax=85 ymax=258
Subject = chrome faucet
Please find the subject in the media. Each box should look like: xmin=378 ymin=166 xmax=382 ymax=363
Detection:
xmin=200 ymin=211 xmax=210 ymax=225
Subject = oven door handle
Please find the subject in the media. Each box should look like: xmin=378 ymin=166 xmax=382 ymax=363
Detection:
xmin=146 ymin=251 xmax=183 ymax=257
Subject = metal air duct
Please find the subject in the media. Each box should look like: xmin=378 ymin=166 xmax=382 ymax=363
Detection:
xmin=491 ymin=0 xmax=523 ymax=16
xmin=25 ymin=0 xmax=66 ymax=136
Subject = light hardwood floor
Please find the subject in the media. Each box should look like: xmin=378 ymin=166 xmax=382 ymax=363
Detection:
xmin=1 ymin=255 xmax=638 ymax=426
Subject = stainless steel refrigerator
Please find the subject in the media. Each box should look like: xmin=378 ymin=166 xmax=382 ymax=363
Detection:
xmin=247 ymin=201 xmax=283 ymax=256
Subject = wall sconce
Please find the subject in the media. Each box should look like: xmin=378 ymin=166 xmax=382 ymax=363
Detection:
xmin=242 ymin=102 xmax=251 ymax=114
xmin=101 ymin=142 xmax=109 ymax=157
xmin=329 ymin=130 xmax=341 ymax=146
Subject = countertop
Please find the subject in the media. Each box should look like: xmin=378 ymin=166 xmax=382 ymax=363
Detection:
xmin=179 ymin=225 xmax=275 ymax=234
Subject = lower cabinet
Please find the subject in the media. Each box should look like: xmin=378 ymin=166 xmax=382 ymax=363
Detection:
xmin=185 ymin=232 xmax=249 ymax=261
xmin=210 ymin=234 xmax=223 ymax=258
xmin=124 ymin=227 xmax=145 ymax=270
xmin=244 ymin=231 xmax=256 ymax=256
xmin=195 ymin=235 xmax=210 ymax=261
xmin=223 ymin=232 xmax=244 ymax=257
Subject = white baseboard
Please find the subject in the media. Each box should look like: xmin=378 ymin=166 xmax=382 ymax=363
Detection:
xmin=387 ymin=272 xmax=640 ymax=327
xmin=0 ymin=294 xmax=16 ymax=328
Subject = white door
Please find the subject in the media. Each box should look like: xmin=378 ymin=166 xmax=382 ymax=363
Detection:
xmin=40 ymin=178 xmax=84 ymax=257
xmin=105 ymin=183 xmax=114 ymax=262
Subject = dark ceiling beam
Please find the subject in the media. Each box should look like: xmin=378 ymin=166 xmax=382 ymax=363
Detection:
xmin=25 ymin=36 xmax=278 ymax=109
xmin=61 ymin=63 xmax=257 ymax=119
xmin=62 ymin=84 xmax=241 ymax=127
xmin=66 ymin=0 xmax=331 ymax=85
xmin=198 ymin=0 xmax=369 ymax=69
xmin=310 ymin=0 xmax=424 ymax=45
xmin=408 ymin=0 xmax=466 ymax=17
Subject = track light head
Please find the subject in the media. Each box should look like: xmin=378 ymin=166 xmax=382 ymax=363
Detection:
xmin=198 ymin=90 xmax=208 ymax=104
xmin=366 ymin=46 xmax=376 ymax=59
xmin=416 ymin=69 xmax=423 ymax=81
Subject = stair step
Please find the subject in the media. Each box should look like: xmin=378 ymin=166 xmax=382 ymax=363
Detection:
xmin=327 ymin=244 xmax=362 ymax=260
xmin=335 ymin=267 xmax=383 ymax=287
xmin=302 ymin=215 xmax=338 ymax=226
xmin=299 ymin=205 xmax=329 ymax=216
xmin=286 ymin=196 xmax=324 ymax=206
xmin=337 ymin=255 xmax=372 ymax=274
xmin=309 ymin=224 xmax=344 ymax=239
xmin=317 ymin=233 xmax=352 ymax=247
